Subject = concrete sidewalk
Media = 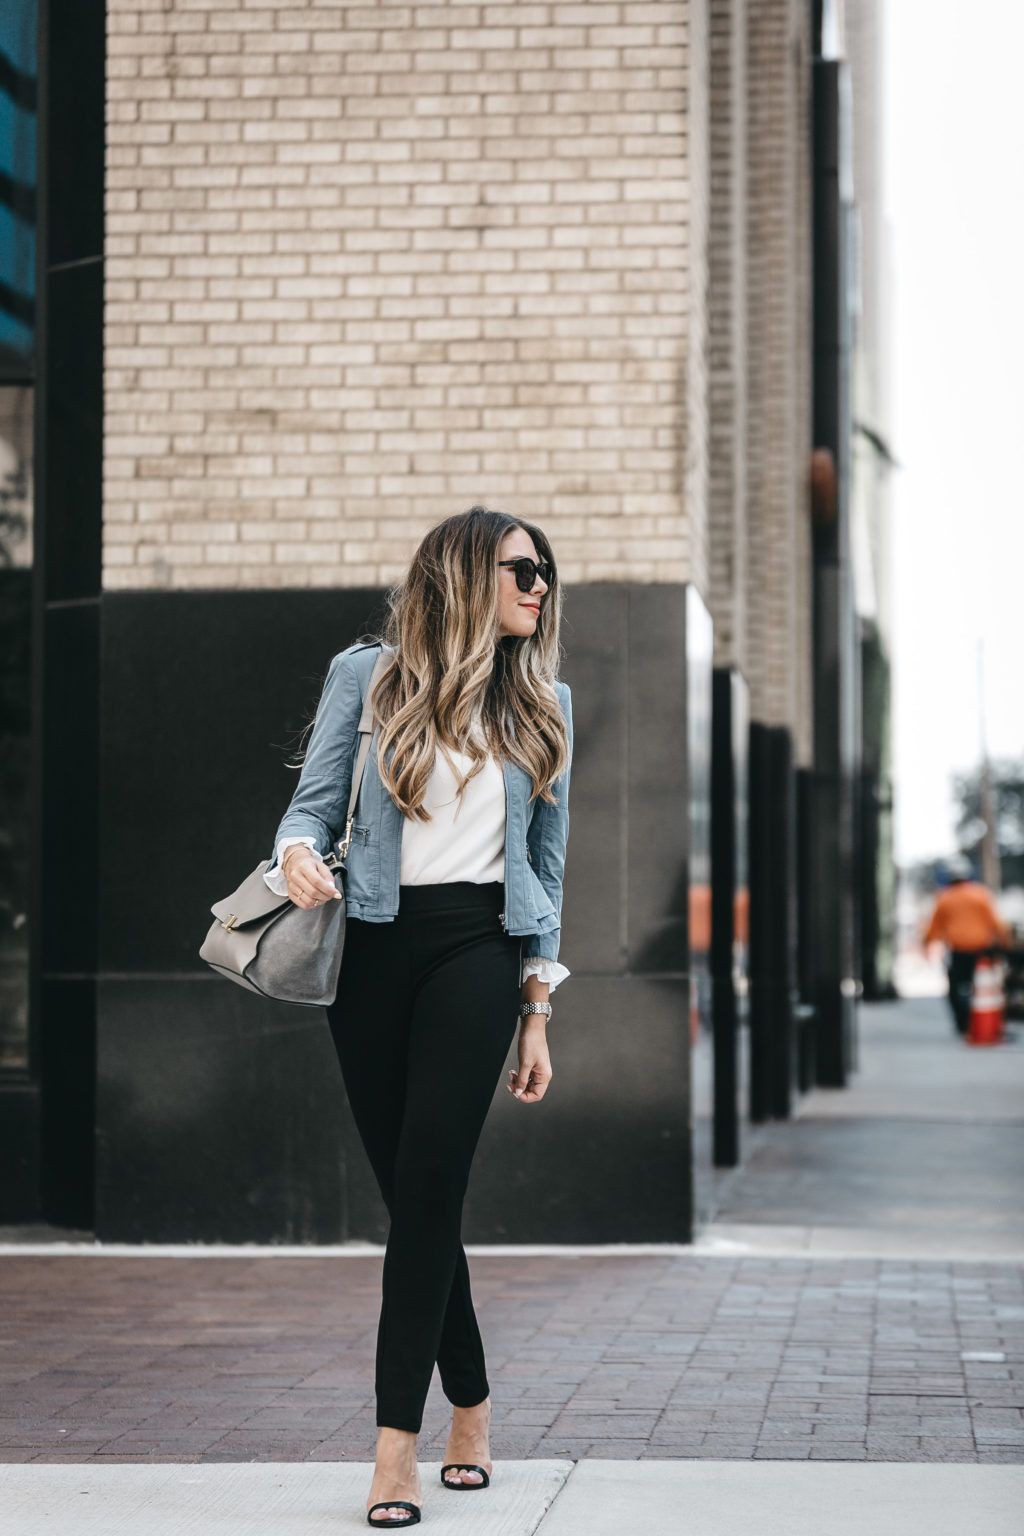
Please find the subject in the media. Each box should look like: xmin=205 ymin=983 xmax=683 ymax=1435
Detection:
xmin=702 ymin=997 xmax=1024 ymax=1260
xmin=3 ymin=1459 xmax=1021 ymax=1535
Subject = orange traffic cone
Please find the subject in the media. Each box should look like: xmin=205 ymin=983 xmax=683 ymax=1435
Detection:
xmin=968 ymin=957 xmax=1005 ymax=1046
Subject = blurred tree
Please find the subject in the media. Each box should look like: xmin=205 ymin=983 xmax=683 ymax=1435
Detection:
xmin=952 ymin=758 xmax=1024 ymax=890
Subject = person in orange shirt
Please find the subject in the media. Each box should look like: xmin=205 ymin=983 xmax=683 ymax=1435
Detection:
xmin=922 ymin=854 xmax=1011 ymax=1035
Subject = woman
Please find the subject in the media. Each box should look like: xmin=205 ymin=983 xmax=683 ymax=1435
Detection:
xmin=263 ymin=505 xmax=573 ymax=1528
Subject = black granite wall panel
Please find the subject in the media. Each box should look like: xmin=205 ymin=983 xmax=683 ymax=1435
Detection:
xmin=95 ymin=584 xmax=697 ymax=1242
xmin=95 ymin=979 xmax=347 ymax=1243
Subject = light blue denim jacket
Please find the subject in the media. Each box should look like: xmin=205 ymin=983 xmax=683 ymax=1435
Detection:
xmin=269 ymin=642 xmax=573 ymax=964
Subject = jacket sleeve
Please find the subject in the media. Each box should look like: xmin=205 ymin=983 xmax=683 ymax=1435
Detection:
xmin=268 ymin=649 xmax=363 ymax=862
xmin=523 ymin=681 xmax=573 ymax=964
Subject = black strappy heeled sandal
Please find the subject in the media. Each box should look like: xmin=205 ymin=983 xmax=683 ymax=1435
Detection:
xmin=440 ymin=1462 xmax=491 ymax=1490
xmin=366 ymin=1499 xmax=421 ymax=1528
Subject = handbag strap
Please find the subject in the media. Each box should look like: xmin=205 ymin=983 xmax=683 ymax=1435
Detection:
xmin=330 ymin=644 xmax=395 ymax=863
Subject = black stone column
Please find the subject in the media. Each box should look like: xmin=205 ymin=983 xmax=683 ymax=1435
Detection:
xmin=811 ymin=55 xmax=859 ymax=1087
xmin=748 ymin=722 xmax=798 ymax=1122
xmin=710 ymin=667 xmax=750 ymax=1166
xmin=24 ymin=0 xmax=106 ymax=1228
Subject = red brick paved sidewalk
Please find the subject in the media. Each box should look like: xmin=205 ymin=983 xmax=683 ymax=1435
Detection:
xmin=5 ymin=1000 xmax=1023 ymax=1468
xmin=1 ymin=1251 xmax=1021 ymax=1466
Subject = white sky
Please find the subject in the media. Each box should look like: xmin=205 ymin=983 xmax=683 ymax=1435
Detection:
xmin=885 ymin=0 xmax=1024 ymax=867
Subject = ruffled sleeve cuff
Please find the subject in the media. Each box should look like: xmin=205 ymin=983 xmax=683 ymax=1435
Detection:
xmin=521 ymin=956 xmax=571 ymax=992
xmin=263 ymin=836 xmax=320 ymax=897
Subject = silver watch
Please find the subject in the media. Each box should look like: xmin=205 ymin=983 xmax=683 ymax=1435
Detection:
xmin=519 ymin=1001 xmax=552 ymax=1019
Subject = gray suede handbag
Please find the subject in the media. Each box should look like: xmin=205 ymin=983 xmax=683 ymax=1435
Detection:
xmin=199 ymin=646 xmax=391 ymax=1007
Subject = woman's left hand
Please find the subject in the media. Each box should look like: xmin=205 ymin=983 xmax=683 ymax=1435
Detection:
xmin=508 ymin=1021 xmax=552 ymax=1104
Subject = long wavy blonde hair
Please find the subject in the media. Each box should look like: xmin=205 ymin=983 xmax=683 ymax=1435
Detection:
xmin=289 ymin=504 xmax=570 ymax=818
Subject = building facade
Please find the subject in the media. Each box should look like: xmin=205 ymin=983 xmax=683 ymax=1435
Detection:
xmin=2 ymin=0 xmax=892 ymax=1242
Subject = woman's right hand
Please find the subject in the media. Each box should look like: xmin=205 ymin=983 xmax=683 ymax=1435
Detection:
xmin=282 ymin=846 xmax=342 ymax=910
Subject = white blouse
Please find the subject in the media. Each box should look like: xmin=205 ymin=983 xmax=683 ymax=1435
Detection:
xmin=263 ymin=723 xmax=569 ymax=993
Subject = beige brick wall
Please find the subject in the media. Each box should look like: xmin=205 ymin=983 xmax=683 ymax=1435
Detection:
xmin=706 ymin=0 xmax=747 ymax=673
xmin=743 ymin=0 xmax=813 ymax=760
xmin=103 ymin=1 xmax=710 ymax=592
xmin=791 ymin=5 xmax=813 ymax=767
xmin=847 ymin=0 xmax=894 ymax=654
xmin=683 ymin=0 xmax=711 ymax=606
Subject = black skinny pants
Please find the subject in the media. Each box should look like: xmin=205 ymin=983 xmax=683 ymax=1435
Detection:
xmin=325 ymin=879 xmax=523 ymax=1433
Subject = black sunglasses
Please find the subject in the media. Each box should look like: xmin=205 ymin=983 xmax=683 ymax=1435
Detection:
xmin=498 ymin=556 xmax=555 ymax=593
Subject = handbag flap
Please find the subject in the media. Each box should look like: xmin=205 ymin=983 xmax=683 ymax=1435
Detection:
xmin=210 ymin=861 xmax=292 ymax=926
